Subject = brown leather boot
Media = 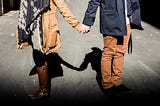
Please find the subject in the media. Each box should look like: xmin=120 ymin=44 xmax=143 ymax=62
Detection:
xmin=28 ymin=63 xmax=49 ymax=99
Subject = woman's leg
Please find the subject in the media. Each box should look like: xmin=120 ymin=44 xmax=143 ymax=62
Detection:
xmin=28 ymin=49 xmax=49 ymax=99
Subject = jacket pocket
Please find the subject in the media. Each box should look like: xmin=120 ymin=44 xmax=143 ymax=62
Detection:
xmin=102 ymin=10 xmax=116 ymax=15
xmin=48 ymin=30 xmax=60 ymax=47
xmin=101 ymin=10 xmax=122 ymax=32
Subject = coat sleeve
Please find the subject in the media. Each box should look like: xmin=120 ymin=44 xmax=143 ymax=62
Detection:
xmin=128 ymin=0 xmax=144 ymax=30
xmin=52 ymin=0 xmax=81 ymax=32
xmin=82 ymin=0 xmax=100 ymax=26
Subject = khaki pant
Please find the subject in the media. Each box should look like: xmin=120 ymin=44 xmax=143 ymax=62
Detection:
xmin=101 ymin=25 xmax=131 ymax=89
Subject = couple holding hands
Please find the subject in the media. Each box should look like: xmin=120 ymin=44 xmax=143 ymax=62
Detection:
xmin=16 ymin=0 xmax=143 ymax=100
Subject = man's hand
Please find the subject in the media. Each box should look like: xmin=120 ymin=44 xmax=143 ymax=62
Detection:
xmin=79 ymin=24 xmax=91 ymax=34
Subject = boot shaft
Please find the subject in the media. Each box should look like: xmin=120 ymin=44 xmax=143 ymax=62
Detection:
xmin=36 ymin=64 xmax=49 ymax=90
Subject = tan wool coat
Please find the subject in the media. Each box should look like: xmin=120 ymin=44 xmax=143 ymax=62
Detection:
xmin=16 ymin=0 xmax=81 ymax=53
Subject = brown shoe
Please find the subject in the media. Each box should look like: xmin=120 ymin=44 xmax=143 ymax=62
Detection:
xmin=28 ymin=88 xmax=49 ymax=100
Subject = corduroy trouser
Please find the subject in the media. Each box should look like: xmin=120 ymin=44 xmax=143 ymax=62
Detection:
xmin=101 ymin=24 xmax=131 ymax=89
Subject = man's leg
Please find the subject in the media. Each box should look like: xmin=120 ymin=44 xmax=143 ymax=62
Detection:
xmin=112 ymin=24 xmax=131 ymax=86
xmin=101 ymin=36 xmax=117 ymax=89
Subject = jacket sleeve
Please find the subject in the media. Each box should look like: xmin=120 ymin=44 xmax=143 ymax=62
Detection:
xmin=82 ymin=0 xmax=100 ymax=26
xmin=128 ymin=0 xmax=143 ymax=30
xmin=52 ymin=0 xmax=81 ymax=32
xmin=127 ymin=0 xmax=132 ymax=16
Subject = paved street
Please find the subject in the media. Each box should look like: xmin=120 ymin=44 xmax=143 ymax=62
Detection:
xmin=0 ymin=0 xmax=160 ymax=105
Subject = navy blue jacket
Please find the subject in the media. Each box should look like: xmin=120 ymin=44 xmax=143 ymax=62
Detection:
xmin=83 ymin=0 xmax=143 ymax=36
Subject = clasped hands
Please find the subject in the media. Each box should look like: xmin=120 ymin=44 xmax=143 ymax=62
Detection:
xmin=79 ymin=24 xmax=91 ymax=34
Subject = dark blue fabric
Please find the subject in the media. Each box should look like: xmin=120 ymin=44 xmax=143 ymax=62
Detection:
xmin=127 ymin=0 xmax=143 ymax=30
xmin=83 ymin=0 xmax=143 ymax=36
xmin=17 ymin=0 xmax=50 ymax=44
